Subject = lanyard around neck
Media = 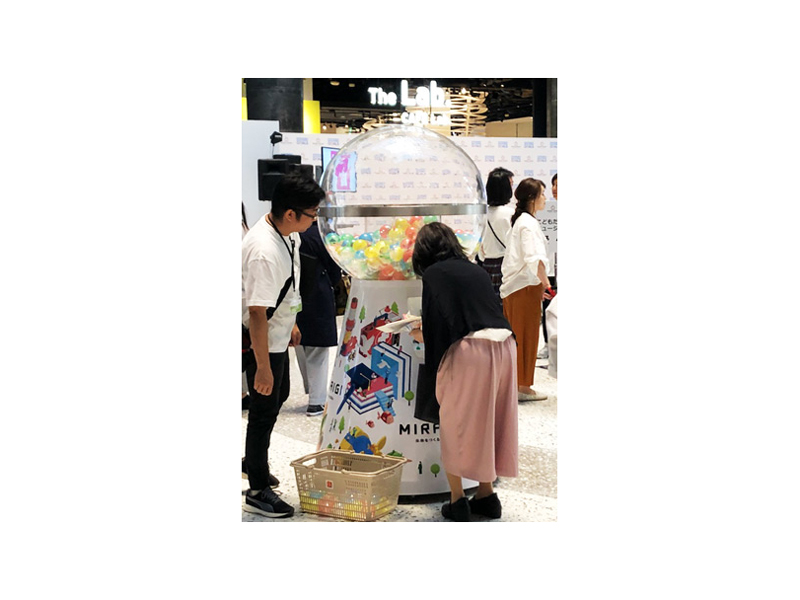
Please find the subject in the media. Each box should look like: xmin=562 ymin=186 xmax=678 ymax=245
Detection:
xmin=267 ymin=215 xmax=296 ymax=291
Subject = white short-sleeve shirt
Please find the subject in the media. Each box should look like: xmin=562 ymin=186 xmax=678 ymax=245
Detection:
xmin=478 ymin=203 xmax=514 ymax=260
xmin=242 ymin=215 xmax=302 ymax=352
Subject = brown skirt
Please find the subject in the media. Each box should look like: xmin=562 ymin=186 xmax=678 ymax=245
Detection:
xmin=502 ymin=284 xmax=544 ymax=387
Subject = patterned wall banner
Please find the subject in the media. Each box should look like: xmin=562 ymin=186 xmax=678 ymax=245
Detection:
xmin=271 ymin=131 xmax=558 ymax=267
xmin=540 ymin=200 xmax=558 ymax=277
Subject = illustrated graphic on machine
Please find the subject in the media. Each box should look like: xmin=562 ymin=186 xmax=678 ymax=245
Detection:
xmin=339 ymin=297 xmax=360 ymax=361
xmin=341 ymin=426 xmax=385 ymax=455
xmin=324 ymin=302 xmax=413 ymax=455
xmin=335 ymin=311 xmax=412 ymax=421
xmin=359 ymin=307 xmax=401 ymax=357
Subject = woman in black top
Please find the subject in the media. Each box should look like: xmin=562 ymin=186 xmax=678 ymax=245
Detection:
xmin=410 ymin=222 xmax=519 ymax=521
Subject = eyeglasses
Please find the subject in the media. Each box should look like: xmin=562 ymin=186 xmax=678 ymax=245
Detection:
xmin=296 ymin=208 xmax=319 ymax=220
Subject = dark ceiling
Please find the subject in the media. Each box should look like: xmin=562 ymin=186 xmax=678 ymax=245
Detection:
xmin=312 ymin=78 xmax=540 ymax=129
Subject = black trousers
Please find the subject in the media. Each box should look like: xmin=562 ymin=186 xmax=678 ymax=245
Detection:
xmin=542 ymin=276 xmax=557 ymax=343
xmin=243 ymin=349 xmax=290 ymax=491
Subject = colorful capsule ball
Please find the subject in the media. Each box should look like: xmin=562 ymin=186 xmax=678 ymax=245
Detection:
xmin=339 ymin=247 xmax=355 ymax=263
xmin=378 ymin=265 xmax=395 ymax=280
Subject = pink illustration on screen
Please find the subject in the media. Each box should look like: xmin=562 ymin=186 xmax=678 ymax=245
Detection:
xmin=335 ymin=155 xmax=351 ymax=190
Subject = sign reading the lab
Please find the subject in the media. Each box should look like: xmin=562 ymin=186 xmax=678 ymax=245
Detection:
xmin=368 ymin=80 xmax=452 ymax=126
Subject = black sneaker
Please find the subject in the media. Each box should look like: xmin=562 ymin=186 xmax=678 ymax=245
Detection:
xmin=241 ymin=458 xmax=279 ymax=488
xmin=306 ymin=405 xmax=324 ymax=416
xmin=243 ymin=488 xmax=294 ymax=518
xmin=441 ymin=496 xmax=471 ymax=521
xmin=469 ymin=493 xmax=502 ymax=519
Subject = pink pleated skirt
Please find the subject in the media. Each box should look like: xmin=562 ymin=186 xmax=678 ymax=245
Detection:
xmin=435 ymin=335 xmax=519 ymax=482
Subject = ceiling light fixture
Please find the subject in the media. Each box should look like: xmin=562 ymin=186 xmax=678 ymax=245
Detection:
xmin=331 ymin=80 xmax=340 ymax=86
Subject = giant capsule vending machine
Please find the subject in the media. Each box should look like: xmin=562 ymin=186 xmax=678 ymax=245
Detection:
xmin=315 ymin=125 xmax=487 ymax=495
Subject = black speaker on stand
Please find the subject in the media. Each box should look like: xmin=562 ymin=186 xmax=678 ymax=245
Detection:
xmin=258 ymin=154 xmax=317 ymax=200
xmin=257 ymin=159 xmax=291 ymax=201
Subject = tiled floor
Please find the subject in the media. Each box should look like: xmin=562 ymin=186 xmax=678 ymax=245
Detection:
xmin=242 ymin=324 xmax=557 ymax=522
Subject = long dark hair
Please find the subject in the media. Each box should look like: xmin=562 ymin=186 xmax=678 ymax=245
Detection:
xmin=412 ymin=222 xmax=467 ymax=277
xmin=511 ymin=178 xmax=545 ymax=226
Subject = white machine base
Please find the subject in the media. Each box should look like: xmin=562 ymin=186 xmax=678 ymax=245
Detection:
xmin=317 ymin=279 xmax=476 ymax=495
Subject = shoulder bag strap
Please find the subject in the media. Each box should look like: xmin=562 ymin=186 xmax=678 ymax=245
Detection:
xmin=266 ymin=274 xmax=294 ymax=320
xmin=486 ymin=219 xmax=506 ymax=249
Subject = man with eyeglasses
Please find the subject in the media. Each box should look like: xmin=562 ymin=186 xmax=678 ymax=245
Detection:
xmin=242 ymin=171 xmax=324 ymax=518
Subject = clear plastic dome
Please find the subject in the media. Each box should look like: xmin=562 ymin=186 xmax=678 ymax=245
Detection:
xmin=318 ymin=124 xmax=486 ymax=280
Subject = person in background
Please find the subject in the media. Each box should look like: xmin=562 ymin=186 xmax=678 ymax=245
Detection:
xmin=540 ymin=173 xmax=558 ymax=357
xmin=546 ymin=294 xmax=557 ymax=379
xmin=295 ymin=220 xmax=342 ymax=417
xmin=242 ymin=203 xmax=251 ymax=411
xmin=409 ymin=222 xmax=518 ymax=522
xmin=241 ymin=172 xmax=324 ymax=518
xmin=476 ymin=167 xmax=515 ymax=299
xmin=500 ymin=178 xmax=554 ymax=402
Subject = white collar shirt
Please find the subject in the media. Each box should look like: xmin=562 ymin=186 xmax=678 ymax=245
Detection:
xmin=499 ymin=212 xmax=550 ymax=299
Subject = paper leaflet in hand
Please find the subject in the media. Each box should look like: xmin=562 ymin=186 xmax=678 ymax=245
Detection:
xmin=376 ymin=315 xmax=421 ymax=334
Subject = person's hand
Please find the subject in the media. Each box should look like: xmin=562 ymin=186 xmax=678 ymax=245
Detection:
xmin=409 ymin=328 xmax=424 ymax=343
xmin=254 ymin=367 xmax=274 ymax=396
xmin=288 ymin=325 xmax=302 ymax=347
xmin=543 ymin=290 xmax=553 ymax=300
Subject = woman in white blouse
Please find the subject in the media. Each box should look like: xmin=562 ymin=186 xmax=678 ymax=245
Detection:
xmin=500 ymin=178 xmax=555 ymax=401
